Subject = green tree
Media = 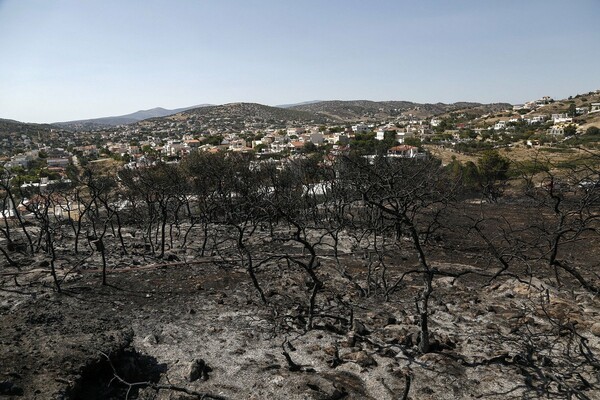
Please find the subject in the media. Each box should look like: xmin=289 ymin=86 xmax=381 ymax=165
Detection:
xmin=563 ymin=124 xmax=577 ymax=137
xmin=477 ymin=150 xmax=510 ymax=201
xmin=301 ymin=141 xmax=318 ymax=153
xmin=404 ymin=137 xmax=422 ymax=147
xmin=586 ymin=126 xmax=600 ymax=136
xmin=567 ymin=102 xmax=577 ymax=118
xmin=253 ymin=143 xmax=268 ymax=153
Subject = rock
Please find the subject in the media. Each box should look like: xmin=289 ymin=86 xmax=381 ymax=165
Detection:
xmin=344 ymin=350 xmax=377 ymax=368
xmin=0 ymin=381 xmax=24 ymax=396
xmin=322 ymin=344 xmax=338 ymax=357
xmin=165 ymin=253 xmax=180 ymax=262
xmin=382 ymin=324 xmax=406 ymax=338
xmin=304 ymin=376 xmax=347 ymax=399
xmin=433 ymin=276 xmax=456 ymax=288
xmin=591 ymin=323 xmax=600 ymax=337
xmin=136 ymin=387 xmax=158 ymax=400
xmin=341 ymin=333 xmax=356 ymax=348
xmin=186 ymin=359 xmax=211 ymax=382
xmin=352 ymin=320 xmax=370 ymax=336
xmin=366 ymin=311 xmax=396 ymax=328
xmin=143 ymin=334 xmax=158 ymax=346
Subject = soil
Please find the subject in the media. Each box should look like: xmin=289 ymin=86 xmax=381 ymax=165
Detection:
xmin=426 ymin=143 xmax=593 ymax=167
xmin=2 ymin=202 xmax=600 ymax=399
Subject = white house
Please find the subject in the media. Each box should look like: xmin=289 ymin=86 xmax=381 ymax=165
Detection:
xmin=387 ymin=145 xmax=419 ymax=158
xmin=287 ymin=127 xmax=305 ymax=136
xmin=352 ymin=124 xmax=369 ymax=133
xmin=527 ymin=115 xmax=547 ymax=124
xmin=395 ymin=130 xmax=414 ymax=144
xmin=494 ymin=121 xmax=507 ymax=130
xmin=552 ymin=114 xmax=572 ymax=124
xmin=228 ymin=139 xmax=246 ymax=151
xmin=163 ymin=140 xmax=185 ymax=157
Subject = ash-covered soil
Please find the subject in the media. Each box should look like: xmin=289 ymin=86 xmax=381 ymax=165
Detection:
xmin=2 ymin=243 xmax=600 ymax=399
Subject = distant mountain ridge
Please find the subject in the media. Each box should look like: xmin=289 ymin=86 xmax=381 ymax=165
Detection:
xmin=50 ymin=99 xmax=514 ymax=131
xmin=53 ymin=105 xmax=213 ymax=129
xmin=4 ymin=99 xmax=517 ymax=130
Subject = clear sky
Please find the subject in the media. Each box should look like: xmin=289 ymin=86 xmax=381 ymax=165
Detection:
xmin=1 ymin=0 xmax=599 ymax=123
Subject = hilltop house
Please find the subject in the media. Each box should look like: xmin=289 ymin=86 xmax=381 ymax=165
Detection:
xmin=494 ymin=121 xmax=507 ymax=130
xmin=526 ymin=115 xmax=547 ymax=124
xmin=552 ymin=114 xmax=572 ymax=124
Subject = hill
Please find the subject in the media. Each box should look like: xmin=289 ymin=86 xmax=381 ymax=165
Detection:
xmin=178 ymin=102 xmax=329 ymax=123
xmin=136 ymin=102 xmax=332 ymax=134
xmin=288 ymin=100 xmax=513 ymax=121
xmin=533 ymin=90 xmax=600 ymax=130
xmin=0 ymin=118 xmax=54 ymax=133
xmin=0 ymin=119 xmax=57 ymax=156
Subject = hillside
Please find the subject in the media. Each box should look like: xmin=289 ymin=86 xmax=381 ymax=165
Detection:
xmin=2 ymin=168 xmax=600 ymax=399
xmin=0 ymin=119 xmax=57 ymax=156
xmin=178 ymin=102 xmax=329 ymax=123
xmin=0 ymin=118 xmax=54 ymax=134
xmin=531 ymin=91 xmax=600 ymax=116
xmin=534 ymin=90 xmax=600 ymax=130
xmin=136 ymin=102 xmax=332 ymax=133
xmin=288 ymin=100 xmax=513 ymax=121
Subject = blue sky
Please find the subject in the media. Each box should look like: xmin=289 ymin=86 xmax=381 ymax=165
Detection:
xmin=1 ymin=0 xmax=599 ymax=123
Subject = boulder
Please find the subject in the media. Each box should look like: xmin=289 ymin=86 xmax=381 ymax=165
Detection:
xmin=344 ymin=350 xmax=377 ymax=368
xmin=186 ymin=358 xmax=211 ymax=382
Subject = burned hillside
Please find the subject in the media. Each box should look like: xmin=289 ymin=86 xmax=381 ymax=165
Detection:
xmin=1 ymin=151 xmax=600 ymax=399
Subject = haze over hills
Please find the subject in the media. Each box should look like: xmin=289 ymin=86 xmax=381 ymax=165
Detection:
xmin=53 ymin=104 xmax=213 ymax=130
